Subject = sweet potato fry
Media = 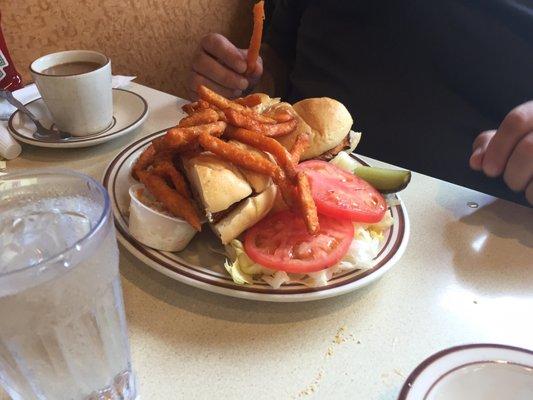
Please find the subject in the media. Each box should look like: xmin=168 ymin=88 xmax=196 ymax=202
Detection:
xmin=262 ymin=119 xmax=298 ymax=137
xmin=290 ymin=132 xmax=310 ymax=163
xmin=247 ymin=1 xmax=265 ymax=74
xmin=197 ymin=85 xmax=276 ymax=124
xmin=154 ymin=121 xmax=227 ymax=152
xmin=132 ymin=144 xmax=156 ymax=180
xmin=272 ymin=169 xmax=297 ymax=210
xmin=182 ymin=100 xmax=210 ymax=115
xmin=225 ymin=127 xmax=298 ymax=180
xmin=296 ymin=171 xmax=319 ymax=234
xmin=234 ymin=94 xmax=263 ymax=107
xmin=151 ymin=158 xmax=191 ymax=199
xmin=137 ymin=170 xmax=201 ymax=231
xmin=178 ymin=108 xmax=220 ymax=127
xmin=224 ymin=108 xmax=264 ymax=131
xmin=198 ymin=133 xmax=279 ymax=177
xmin=224 ymin=109 xmax=297 ymax=137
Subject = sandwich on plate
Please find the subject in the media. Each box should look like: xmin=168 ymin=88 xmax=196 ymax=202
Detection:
xmin=128 ymin=85 xmax=410 ymax=289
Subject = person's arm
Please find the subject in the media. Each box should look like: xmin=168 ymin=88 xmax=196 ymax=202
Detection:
xmin=186 ymin=33 xmax=263 ymax=101
xmin=470 ymin=101 xmax=533 ymax=205
xmin=186 ymin=0 xmax=303 ymax=100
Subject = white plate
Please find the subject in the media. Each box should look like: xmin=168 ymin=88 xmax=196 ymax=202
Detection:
xmin=102 ymin=129 xmax=410 ymax=302
xmin=8 ymin=88 xmax=148 ymax=148
xmin=398 ymin=344 xmax=533 ymax=400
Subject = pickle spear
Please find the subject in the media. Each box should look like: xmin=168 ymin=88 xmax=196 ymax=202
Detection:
xmin=354 ymin=166 xmax=411 ymax=193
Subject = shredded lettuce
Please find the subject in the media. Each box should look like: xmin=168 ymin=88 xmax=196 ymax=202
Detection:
xmin=262 ymin=271 xmax=291 ymax=289
xmin=223 ymin=212 xmax=391 ymax=288
xmin=224 ymin=240 xmax=276 ymax=285
xmin=363 ymin=210 xmax=394 ymax=232
xmin=223 ymin=258 xmax=253 ymax=285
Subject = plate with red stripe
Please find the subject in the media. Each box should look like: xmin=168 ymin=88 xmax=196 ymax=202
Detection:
xmin=103 ymin=128 xmax=410 ymax=302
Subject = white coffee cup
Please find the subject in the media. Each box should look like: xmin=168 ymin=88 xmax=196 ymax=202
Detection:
xmin=30 ymin=50 xmax=113 ymax=136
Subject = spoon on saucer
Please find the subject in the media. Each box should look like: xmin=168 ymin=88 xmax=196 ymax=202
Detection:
xmin=0 ymin=90 xmax=71 ymax=141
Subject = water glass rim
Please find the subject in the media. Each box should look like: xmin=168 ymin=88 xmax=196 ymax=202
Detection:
xmin=0 ymin=168 xmax=110 ymax=279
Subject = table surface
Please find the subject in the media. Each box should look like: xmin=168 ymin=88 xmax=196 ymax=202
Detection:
xmin=2 ymin=83 xmax=532 ymax=400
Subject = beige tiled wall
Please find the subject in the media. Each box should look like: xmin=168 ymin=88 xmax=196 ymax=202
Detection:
xmin=1 ymin=0 xmax=253 ymax=98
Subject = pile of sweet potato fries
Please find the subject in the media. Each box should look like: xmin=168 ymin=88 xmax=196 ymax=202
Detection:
xmin=132 ymin=84 xmax=319 ymax=235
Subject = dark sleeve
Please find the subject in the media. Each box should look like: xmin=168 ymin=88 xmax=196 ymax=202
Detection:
xmin=264 ymin=0 xmax=306 ymax=69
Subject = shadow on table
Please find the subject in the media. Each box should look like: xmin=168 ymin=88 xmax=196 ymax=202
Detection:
xmin=441 ymin=198 xmax=533 ymax=294
xmin=119 ymin=244 xmax=377 ymax=325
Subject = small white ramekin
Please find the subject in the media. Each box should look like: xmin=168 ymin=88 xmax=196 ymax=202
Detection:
xmin=128 ymin=184 xmax=197 ymax=252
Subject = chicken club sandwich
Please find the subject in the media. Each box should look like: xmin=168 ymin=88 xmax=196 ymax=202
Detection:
xmin=180 ymin=94 xmax=357 ymax=245
xmin=129 ymin=84 xmax=404 ymax=289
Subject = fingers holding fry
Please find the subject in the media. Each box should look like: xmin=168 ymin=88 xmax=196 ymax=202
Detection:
xmin=137 ymin=170 xmax=202 ymax=231
xmin=296 ymin=172 xmax=319 ymax=234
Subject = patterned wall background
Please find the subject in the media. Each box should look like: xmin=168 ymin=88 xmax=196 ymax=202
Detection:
xmin=0 ymin=0 xmax=253 ymax=98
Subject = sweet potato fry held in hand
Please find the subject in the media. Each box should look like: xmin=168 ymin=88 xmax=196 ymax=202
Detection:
xmin=247 ymin=1 xmax=265 ymax=74
xmin=137 ymin=170 xmax=201 ymax=231
xmin=225 ymin=127 xmax=298 ymax=180
xmin=198 ymin=132 xmax=279 ymax=177
xmin=224 ymin=109 xmax=298 ymax=137
xmin=154 ymin=121 xmax=227 ymax=152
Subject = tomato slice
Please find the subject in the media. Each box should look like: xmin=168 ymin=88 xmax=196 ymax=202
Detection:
xmin=297 ymin=160 xmax=387 ymax=223
xmin=244 ymin=210 xmax=354 ymax=273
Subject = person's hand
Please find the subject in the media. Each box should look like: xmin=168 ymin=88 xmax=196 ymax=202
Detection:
xmin=187 ymin=33 xmax=263 ymax=100
xmin=470 ymin=101 xmax=533 ymax=205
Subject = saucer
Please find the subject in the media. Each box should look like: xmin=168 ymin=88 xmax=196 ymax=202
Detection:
xmin=398 ymin=344 xmax=533 ymax=400
xmin=8 ymin=88 xmax=148 ymax=148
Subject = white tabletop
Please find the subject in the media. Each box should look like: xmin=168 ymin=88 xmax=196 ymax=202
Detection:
xmin=2 ymin=83 xmax=532 ymax=400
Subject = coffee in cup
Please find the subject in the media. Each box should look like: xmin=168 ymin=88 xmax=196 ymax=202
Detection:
xmin=30 ymin=50 xmax=113 ymax=136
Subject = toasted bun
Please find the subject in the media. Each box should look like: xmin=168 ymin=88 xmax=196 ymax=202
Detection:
xmin=228 ymin=140 xmax=272 ymax=193
xmin=182 ymin=153 xmax=251 ymax=214
xmin=213 ymin=184 xmax=277 ymax=244
xmin=276 ymin=97 xmax=353 ymax=160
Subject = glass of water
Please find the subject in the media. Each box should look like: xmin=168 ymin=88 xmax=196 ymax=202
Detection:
xmin=0 ymin=169 xmax=136 ymax=400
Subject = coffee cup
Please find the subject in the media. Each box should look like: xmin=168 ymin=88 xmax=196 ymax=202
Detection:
xmin=30 ymin=50 xmax=113 ymax=136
